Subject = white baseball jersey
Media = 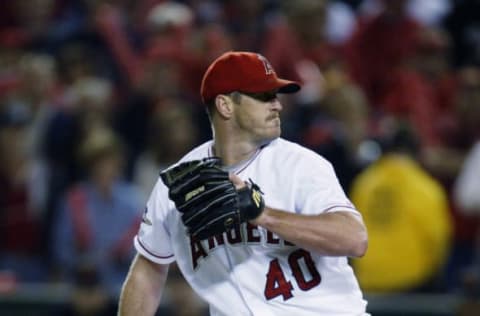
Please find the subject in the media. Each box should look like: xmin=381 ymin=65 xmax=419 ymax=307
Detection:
xmin=135 ymin=138 xmax=369 ymax=316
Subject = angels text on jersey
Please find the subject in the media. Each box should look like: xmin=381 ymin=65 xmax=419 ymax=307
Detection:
xmin=190 ymin=222 xmax=294 ymax=269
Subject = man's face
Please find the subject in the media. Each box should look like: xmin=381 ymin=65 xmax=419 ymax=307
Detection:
xmin=231 ymin=90 xmax=283 ymax=144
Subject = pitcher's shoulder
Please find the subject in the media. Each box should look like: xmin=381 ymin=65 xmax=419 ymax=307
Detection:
xmin=268 ymin=138 xmax=331 ymax=165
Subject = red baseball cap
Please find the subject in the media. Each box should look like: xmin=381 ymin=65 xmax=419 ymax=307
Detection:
xmin=200 ymin=51 xmax=301 ymax=104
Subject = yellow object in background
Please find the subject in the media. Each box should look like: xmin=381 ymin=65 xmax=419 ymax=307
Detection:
xmin=350 ymin=154 xmax=452 ymax=292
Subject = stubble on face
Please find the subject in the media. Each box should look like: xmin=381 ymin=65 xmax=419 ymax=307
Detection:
xmin=260 ymin=112 xmax=282 ymax=142
xmin=232 ymin=93 xmax=283 ymax=143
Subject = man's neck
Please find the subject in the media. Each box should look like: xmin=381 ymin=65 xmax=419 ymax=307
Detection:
xmin=212 ymin=139 xmax=260 ymax=167
xmin=210 ymin=119 xmax=271 ymax=166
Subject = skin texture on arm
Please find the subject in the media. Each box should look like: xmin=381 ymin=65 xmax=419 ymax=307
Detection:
xmin=118 ymin=254 xmax=169 ymax=316
xmin=230 ymin=174 xmax=368 ymax=258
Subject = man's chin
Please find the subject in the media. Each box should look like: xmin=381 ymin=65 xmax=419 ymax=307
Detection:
xmin=258 ymin=130 xmax=281 ymax=146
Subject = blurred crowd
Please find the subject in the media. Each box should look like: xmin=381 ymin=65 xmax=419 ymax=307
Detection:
xmin=0 ymin=0 xmax=480 ymax=315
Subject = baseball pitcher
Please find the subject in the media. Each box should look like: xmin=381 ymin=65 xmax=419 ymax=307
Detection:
xmin=118 ymin=51 xmax=369 ymax=315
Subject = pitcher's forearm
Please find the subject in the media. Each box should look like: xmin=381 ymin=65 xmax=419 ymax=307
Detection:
xmin=252 ymin=208 xmax=368 ymax=257
xmin=118 ymin=255 xmax=169 ymax=315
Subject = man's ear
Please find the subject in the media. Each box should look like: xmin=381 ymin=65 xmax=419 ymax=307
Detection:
xmin=215 ymin=94 xmax=234 ymax=119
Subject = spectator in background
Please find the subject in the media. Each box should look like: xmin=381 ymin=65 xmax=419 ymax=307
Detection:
xmin=261 ymin=0 xmax=358 ymax=135
xmin=93 ymin=1 xmax=231 ymax=100
xmin=0 ymin=51 xmax=59 ymax=235
xmin=132 ymin=99 xmax=197 ymax=200
xmin=222 ymin=0 xmax=271 ymax=51
xmin=411 ymin=26 xmax=458 ymax=142
xmin=113 ymin=59 xmax=188 ymax=179
xmin=346 ymin=2 xmax=459 ymax=153
xmin=44 ymin=42 xmax=108 ymax=186
xmin=51 ymin=127 xmax=142 ymax=315
xmin=44 ymin=76 xmax=116 ymax=261
xmin=104 ymin=1 xmax=231 ymax=174
xmin=300 ymin=82 xmax=374 ymax=191
xmin=446 ymin=70 xmax=480 ymax=197
xmin=11 ymin=53 xmax=60 ymax=217
xmin=0 ymin=102 xmax=48 ymax=283
xmin=263 ymin=0 xmax=332 ymax=83
xmin=409 ymin=33 xmax=469 ymax=249
xmin=259 ymin=0 xmax=354 ymax=160
xmin=350 ymin=121 xmax=452 ymax=293
xmin=345 ymin=0 xmax=421 ymax=108
xmin=0 ymin=0 xmax=79 ymax=50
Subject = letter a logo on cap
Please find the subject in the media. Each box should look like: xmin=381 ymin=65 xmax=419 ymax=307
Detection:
xmin=257 ymin=54 xmax=274 ymax=75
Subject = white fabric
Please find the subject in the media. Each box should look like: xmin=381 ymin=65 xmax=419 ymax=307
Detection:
xmin=454 ymin=142 xmax=480 ymax=214
xmin=135 ymin=138 xmax=368 ymax=315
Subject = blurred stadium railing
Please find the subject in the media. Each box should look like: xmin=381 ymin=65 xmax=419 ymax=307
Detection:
xmin=0 ymin=283 xmax=466 ymax=315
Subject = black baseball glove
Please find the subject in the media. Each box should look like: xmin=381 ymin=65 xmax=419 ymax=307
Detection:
xmin=160 ymin=157 xmax=265 ymax=240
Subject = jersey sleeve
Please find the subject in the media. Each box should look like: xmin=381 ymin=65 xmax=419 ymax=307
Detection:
xmin=134 ymin=179 xmax=176 ymax=264
xmin=295 ymin=153 xmax=360 ymax=217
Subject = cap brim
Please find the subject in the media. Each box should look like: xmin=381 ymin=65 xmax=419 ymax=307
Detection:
xmin=277 ymin=79 xmax=301 ymax=94
xmin=230 ymin=78 xmax=301 ymax=96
